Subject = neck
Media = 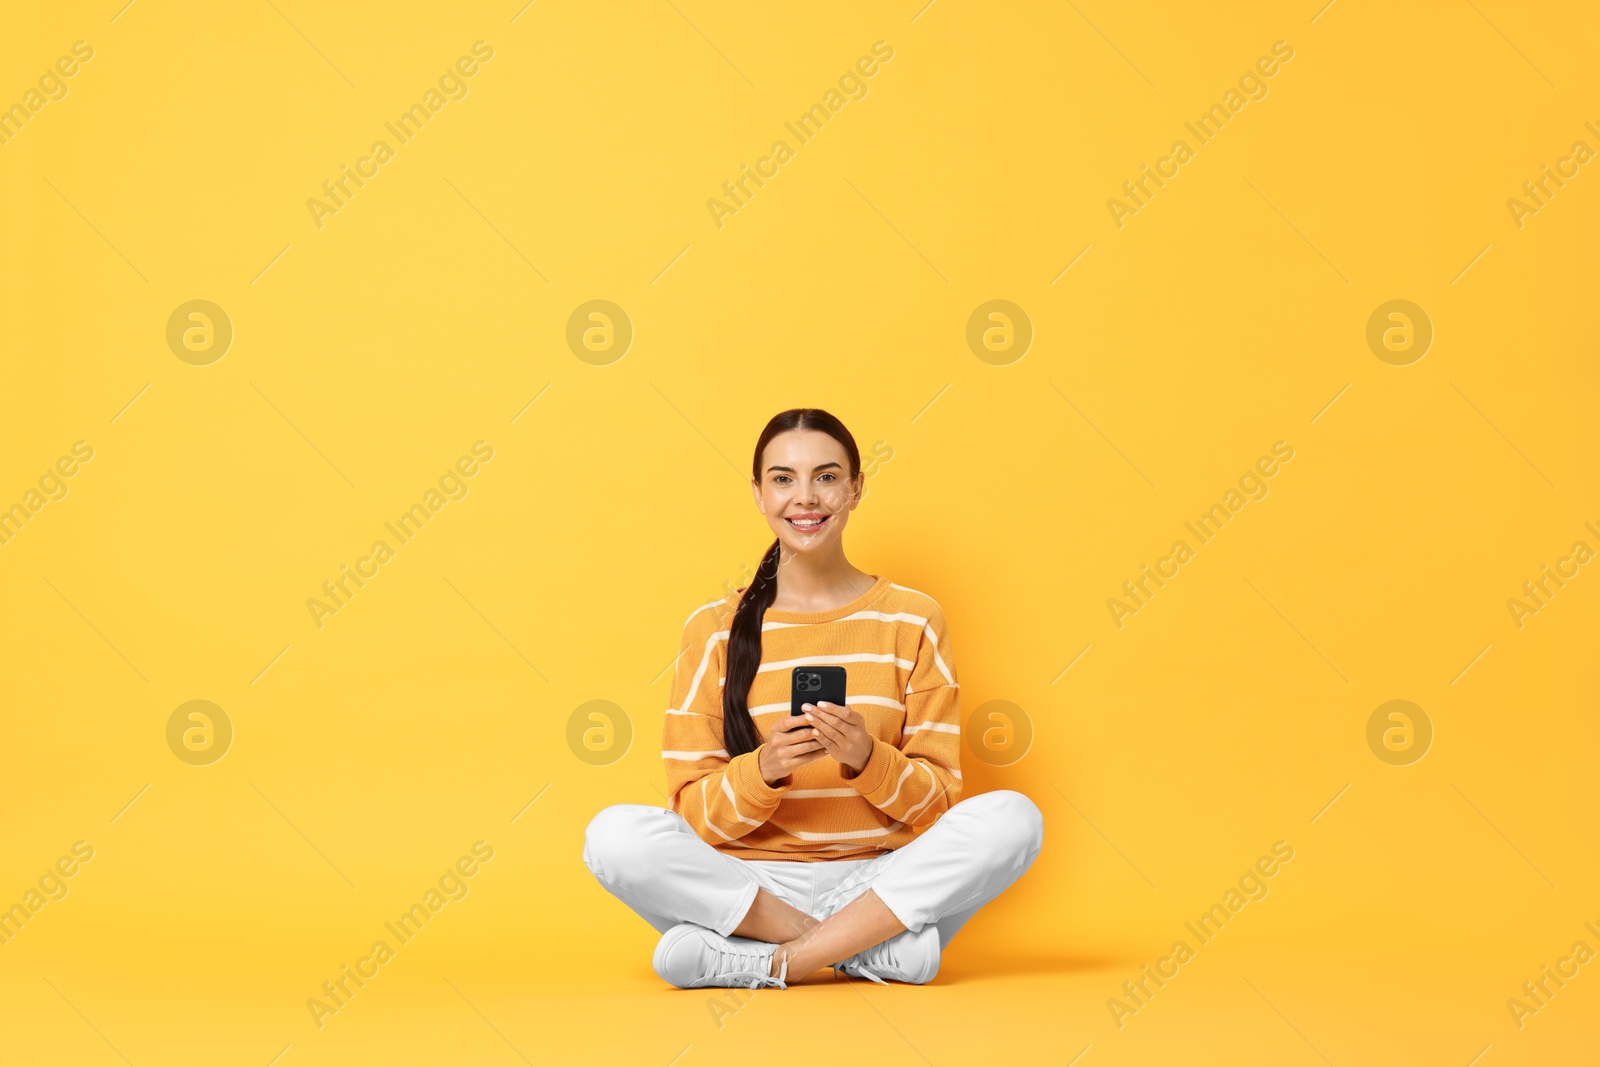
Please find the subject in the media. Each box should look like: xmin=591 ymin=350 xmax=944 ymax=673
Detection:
xmin=774 ymin=548 xmax=872 ymax=602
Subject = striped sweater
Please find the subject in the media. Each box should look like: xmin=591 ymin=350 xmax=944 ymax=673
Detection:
xmin=663 ymin=575 xmax=963 ymax=861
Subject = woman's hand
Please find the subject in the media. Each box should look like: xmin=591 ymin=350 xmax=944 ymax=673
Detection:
xmin=802 ymin=702 xmax=874 ymax=776
xmin=758 ymin=714 xmax=828 ymax=787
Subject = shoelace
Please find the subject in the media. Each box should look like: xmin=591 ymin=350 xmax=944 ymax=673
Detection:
xmin=714 ymin=944 xmax=789 ymax=990
xmin=831 ymin=955 xmax=889 ymax=985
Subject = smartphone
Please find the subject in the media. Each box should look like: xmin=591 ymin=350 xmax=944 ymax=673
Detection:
xmin=791 ymin=665 xmax=847 ymax=717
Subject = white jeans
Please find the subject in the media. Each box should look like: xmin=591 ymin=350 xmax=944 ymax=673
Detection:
xmin=583 ymin=789 xmax=1044 ymax=949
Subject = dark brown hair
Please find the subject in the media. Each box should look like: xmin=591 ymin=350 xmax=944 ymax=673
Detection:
xmin=723 ymin=409 xmax=862 ymax=759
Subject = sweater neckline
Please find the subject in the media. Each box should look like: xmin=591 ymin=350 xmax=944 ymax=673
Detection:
xmin=751 ymin=574 xmax=891 ymax=623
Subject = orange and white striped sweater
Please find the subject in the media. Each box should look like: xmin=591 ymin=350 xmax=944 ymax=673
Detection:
xmin=663 ymin=574 xmax=963 ymax=862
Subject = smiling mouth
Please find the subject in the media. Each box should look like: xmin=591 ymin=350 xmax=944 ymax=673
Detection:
xmin=785 ymin=514 xmax=831 ymax=533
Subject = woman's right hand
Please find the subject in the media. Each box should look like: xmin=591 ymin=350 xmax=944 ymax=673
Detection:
xmin=758 ymin=714 xmax=828 ymax=787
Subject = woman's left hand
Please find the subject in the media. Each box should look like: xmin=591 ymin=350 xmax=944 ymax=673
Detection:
xmin=802 ymin=702 xmax=874 ymax=776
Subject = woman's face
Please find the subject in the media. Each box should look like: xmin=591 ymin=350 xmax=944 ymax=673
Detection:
xmin=751 ymin=430 xmax=861 ymax=557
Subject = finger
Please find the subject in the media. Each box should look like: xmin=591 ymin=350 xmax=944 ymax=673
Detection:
xmin=778 ymin=727 xmax=815 ymax=750
xmin=800 ymin=721 xmax=835 ymax=749
xmin=811 ymin=703 xmax=853 ymax=728
xmin=821 ymin=702 xmax=860 ymax=727
xmin=785 ymin=726 xmax=829 ymax=751
xmin=806 ymin=715 xmax=845 ymax=746
xmin=775 ymin=714 xmax=812 ymax=733
xmin=787 ymin=741 xmax=828 ymax=769
xmin=789 ymin=749 xmax=828 ymax=770
xmin=786 ymin=724 xmax=823 ymax=744
xmin=800 ymin=710 xmax=851 ymax=742
xmin=807 ymin=704 xmax=852 ymax=733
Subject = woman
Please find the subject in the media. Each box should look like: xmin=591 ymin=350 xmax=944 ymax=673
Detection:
xmin=583 ymin=408 xmax=1043 ymax=989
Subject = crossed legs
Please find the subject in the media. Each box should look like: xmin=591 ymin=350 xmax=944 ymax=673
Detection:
xmin=583 ymin=790 xmax=1045 ymax=984
xmin=731 ymin=886 xmax=907 ymax=981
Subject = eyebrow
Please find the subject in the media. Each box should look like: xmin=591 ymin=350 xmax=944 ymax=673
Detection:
xmin=766 ymin=462 xmax=843 ymax=474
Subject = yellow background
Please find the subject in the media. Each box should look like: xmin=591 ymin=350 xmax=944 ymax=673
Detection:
xmin=2 ymin=1 xmax=1597 ymax=1063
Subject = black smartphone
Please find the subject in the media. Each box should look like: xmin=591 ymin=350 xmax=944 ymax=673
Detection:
xmin=791 ymin=665 xmax=847 ymax=717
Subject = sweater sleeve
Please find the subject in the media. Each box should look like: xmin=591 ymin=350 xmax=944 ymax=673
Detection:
xmin=663 ymin=601 xmax=788 ymax=844
xmin=841 ymin=599 xmax=963 ymax=827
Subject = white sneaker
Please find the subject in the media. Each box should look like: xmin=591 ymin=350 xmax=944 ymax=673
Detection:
xmin=831 ymin=923 xmax=941 ymax=984
xmin=652 ymin=923 xmax=790 ymax=990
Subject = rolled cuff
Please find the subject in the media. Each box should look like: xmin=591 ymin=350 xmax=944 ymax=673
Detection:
xmin=844 ymin=736 xmax=896 ymax=797
xmin=732 ymin=746 xmax=788 ymax=807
